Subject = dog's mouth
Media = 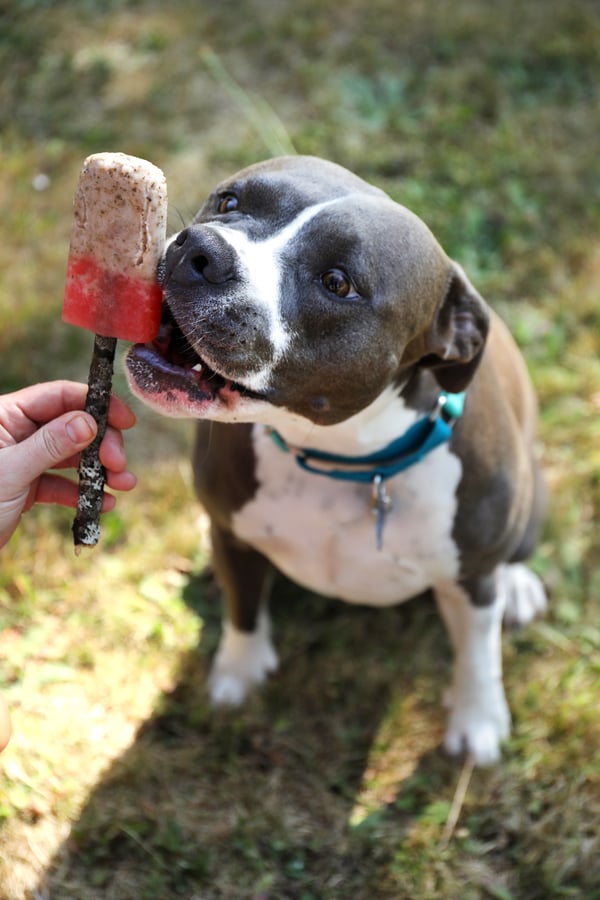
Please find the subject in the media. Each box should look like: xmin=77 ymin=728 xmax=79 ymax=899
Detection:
xmin=125 ymin=304 xmax=265 ymax=416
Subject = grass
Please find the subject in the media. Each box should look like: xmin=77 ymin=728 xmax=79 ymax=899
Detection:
xmin=1 ymin=0 xmax=599 ymax=897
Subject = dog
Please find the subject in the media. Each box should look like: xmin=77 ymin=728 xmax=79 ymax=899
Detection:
xmin=125 ymin=155 xmax=547 ymax=765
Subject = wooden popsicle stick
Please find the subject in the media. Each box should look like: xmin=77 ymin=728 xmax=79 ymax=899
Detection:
xmin=72 ymin=334 xmax=117 ymax=551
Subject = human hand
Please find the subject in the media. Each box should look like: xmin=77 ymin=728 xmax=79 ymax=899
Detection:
xmin=0 ymin=380 xmax=137 ymax=548
xmin=0 ymin=695 xmax=11 ymax=753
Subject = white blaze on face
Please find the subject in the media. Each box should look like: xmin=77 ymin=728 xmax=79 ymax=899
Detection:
xmin=203 ymin=198 xmax=345 ymax=392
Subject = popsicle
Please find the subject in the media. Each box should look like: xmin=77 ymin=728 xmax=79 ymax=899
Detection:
xmin=62 ymin=152 xmax=167 ymax=550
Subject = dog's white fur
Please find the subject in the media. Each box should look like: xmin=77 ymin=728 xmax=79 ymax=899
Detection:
xmin=232 ymin=399 xmax=462 ymax=605
xmin=200 ymin=200 xmax=345 ymax=393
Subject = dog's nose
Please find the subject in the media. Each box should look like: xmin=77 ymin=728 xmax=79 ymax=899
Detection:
xmin=166 ymin=226 xmax=237 ymax=286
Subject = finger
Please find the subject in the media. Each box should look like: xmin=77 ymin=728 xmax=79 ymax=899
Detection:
xmin=11 ymin=382 xmax=136 ymax=429
xmin=98 ymin=426 xmax=127 ymax=473
xmin=49 ymin=447 xmax=135 ymax=478
xmin=2 ymin=412 xmax=97 ymax=493
xmin=34 ymin=474 xmax=119 ymax=510
xmin=46 ymin=453 xmax=82 ymax=471
xmin=49 ymin=424 xmax=133 ymax=474
xmin=107 ymin=395 xmax=137 ymax=430
xmin=105 ymin=469 xmax=137 ymax=492
xmin=0 ymin=695 xmax=11 ymax=753
xmin=11 ymin=381 xmax=89 ymax=424
xmin=31 ymin=473 xmax=79 ymax=508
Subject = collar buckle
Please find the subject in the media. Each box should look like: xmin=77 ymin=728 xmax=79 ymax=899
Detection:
xmin=371 ymin=474 xmax=393 ymax=551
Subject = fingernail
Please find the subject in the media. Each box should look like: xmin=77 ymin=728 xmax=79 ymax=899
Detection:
xmin=66 ymin=414 xmax=96 ymax=445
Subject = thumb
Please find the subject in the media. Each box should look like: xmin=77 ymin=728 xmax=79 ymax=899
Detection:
xmin=5 ymin=412 xmax=97 ymax=492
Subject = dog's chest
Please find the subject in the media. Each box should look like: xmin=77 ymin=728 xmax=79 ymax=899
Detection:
xmin=231 ymin=426 xmax=463 ymax=606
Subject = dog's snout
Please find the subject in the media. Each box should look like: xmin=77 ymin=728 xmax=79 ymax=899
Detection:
xmin=167 ymin=226 xmax=237 ymax=287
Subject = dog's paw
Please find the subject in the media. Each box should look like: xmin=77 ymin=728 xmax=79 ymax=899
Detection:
xmin=500 ymin=563 xmax=547 ymax=629
xmin=208 ymin=615 xmax=279 ymax=706
xmin=443 ymin=681 xmax=510 ymax=766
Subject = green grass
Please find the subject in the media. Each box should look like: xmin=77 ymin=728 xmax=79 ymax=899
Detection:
xmin=1 ymin=0 xmax=599 ymax=897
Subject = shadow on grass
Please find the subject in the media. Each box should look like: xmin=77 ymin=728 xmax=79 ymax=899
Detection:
xmin=36 ymin=571 xmax=457 ymax=899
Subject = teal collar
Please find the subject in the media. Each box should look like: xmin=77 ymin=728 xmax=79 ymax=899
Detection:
xmin=266 ymin=390 xmax=465 ymax=549
xmin=267 ymin=390 xmax=464 ymax=483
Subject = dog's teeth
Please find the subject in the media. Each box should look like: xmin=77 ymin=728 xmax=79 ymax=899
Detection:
xmin=192 ymin=363 xmax=203 ymax=372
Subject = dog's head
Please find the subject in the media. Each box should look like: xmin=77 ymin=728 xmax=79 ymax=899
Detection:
xmin=126 ymin=156 xmax=489 ymax=425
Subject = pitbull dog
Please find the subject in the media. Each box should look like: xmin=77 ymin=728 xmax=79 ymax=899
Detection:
xmin=126 ymin=156 xmax=547 ymax=765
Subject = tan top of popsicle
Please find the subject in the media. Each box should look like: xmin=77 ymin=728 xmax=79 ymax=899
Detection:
xmin=69 ymin=152 xmax=167 ymax=278
xmin=63 ymin=152 xmax=168 ymax=341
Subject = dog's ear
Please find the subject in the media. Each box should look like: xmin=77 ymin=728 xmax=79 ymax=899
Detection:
xmin=417 ymin=263 xmax=490 ymax=393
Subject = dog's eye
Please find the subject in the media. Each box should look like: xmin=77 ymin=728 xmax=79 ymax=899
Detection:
xmin=321 ymin=269 xmax=358 ymax=299
xmin=217 ymin=193 xmax=239 ymax=214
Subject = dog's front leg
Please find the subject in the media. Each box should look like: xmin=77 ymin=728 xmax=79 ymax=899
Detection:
xmin=208 ymin=524 xmax=278 ymax=706
xmin=434 ymin=575 xmax=510 ymax=766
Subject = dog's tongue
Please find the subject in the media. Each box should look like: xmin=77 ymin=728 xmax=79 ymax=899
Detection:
xmin=127 ymin=341 xmax=238 ymax=410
